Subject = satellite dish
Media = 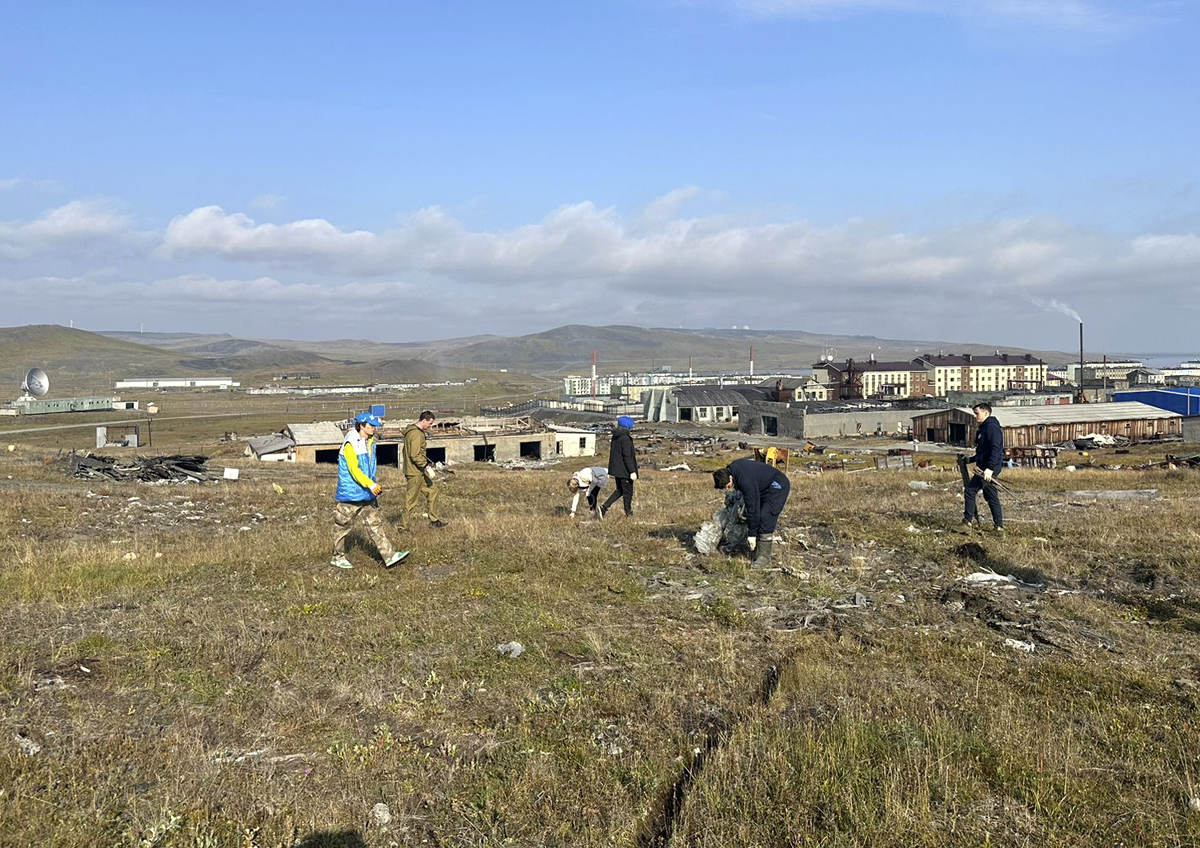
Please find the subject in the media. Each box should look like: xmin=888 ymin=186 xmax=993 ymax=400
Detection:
xmin=22 ymin=368 xmax=49 ymax=398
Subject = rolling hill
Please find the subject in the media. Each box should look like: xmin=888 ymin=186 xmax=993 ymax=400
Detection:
xmin=99 ymin=324 xmax=1077 ymax=376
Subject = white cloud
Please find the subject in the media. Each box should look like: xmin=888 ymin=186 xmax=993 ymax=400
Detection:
xmin=3 ymin=191 xmax=1198 ymax=347
xmin=152 ymin=196 xmax=1200 ymax=310
xmin=0 ymin=200 xmax=144 ymax=261
xmin=0 ymin=178 xmax=19 ymax=192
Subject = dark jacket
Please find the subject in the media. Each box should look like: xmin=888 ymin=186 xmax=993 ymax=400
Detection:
xmin=729 ymin=457 xmax=790 ymax=536
xmin=970 ymin=416 xmax=1004 ymax=473
xmin=607 ymin=425 xmax=638 ymax=479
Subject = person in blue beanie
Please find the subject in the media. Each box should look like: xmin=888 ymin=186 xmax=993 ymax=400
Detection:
xmin=331 ymin=412 xmax=410 ymax=569
xmin=599 ymin=415 xmax=638 ymax=518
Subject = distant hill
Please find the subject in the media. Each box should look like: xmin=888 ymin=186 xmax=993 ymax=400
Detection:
xmin=1 ymin=325 xmax=490 ymax=396
xmin=0 ymin=325 xmax=203 ymax=395
xmin=93 ymin=323 xmax=1079 ymax=378
xmin=99 ymin=330 xmax=504 ymax=362
xmin=433 ymin=324 xmax=1076 ymax=373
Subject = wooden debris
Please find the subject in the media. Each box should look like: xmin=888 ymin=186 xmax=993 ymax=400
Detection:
xmin=67 ymin=452 xmax=215 ymax=483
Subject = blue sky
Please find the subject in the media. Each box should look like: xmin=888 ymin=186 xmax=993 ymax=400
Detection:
xmin=1 ymin=0 xmax=1197 ymax=353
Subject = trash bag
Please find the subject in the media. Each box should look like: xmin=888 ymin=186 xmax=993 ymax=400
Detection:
xmin=695 ymin=490 xmax=749 ymax=555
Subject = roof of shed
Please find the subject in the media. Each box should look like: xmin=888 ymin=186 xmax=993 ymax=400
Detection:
xmin=286 ymin=422 xmax=347 ymax=445
xmin=247 ymin=434 xmax=295 ymax=455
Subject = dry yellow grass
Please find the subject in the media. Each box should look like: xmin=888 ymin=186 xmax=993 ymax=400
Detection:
xmin=1 ymin=437 xmax=1199 ymax=847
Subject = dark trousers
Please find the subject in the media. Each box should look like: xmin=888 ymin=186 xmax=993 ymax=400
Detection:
xmin=963 ymin=470 xmax=1003 ymax=527
xmin=586 ymin=487 xmax=600 ymax=510
xmin=601 ymin=477 xmax=635 ymax=516
xmin=755 ymin=476 xmax=791 ymax=535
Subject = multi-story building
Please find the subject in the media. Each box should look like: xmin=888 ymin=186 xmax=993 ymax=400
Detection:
xmin=920 ymin=353 xmax=1048 ymax=396
xmin=813 ymin=353 xmax=1048 ymax=400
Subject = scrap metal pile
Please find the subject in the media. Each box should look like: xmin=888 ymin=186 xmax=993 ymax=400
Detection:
xmin=68 ymin=452 xmax=216 ymax=483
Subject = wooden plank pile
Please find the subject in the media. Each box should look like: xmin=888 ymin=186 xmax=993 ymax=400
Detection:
xmin=69 ymin=453 xmax=215 ymax=483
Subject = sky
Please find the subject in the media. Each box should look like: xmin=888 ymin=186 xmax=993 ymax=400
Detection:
xmin=1 ymin=0 xmax=1197 ymax=353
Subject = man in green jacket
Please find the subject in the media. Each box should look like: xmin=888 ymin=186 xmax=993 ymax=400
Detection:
xmin=400 ymin=410 xmax=444 ymax=530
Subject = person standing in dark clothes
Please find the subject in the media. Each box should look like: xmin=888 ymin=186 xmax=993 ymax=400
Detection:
xmin=962 ymin=403 xmax=1005 ymax=530
xmin=599 ymin=416 xmax=638 ymax=518
xmin=713 ymin=457 xmax=791 ymax=565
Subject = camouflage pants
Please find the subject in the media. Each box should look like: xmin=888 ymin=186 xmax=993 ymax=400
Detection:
xmin=332 ymin=500 xmax=395 ymax=559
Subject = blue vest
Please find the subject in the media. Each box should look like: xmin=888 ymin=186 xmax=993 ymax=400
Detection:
xmin=335 ymin=430 xmax=377 ymax=502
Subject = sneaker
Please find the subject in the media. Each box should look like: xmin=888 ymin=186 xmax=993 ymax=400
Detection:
xmin=330 ymin=556 xmax=353 ymax=570
xmin=595 ymin=505 xmax=605 ymax=520
xmin=384 ymin=550 xmax=411 ymax=568
xmin=993 ymin=525 xmax=1006 ymax=533
xmin=429 ymin=520 xmax=447 ymax=529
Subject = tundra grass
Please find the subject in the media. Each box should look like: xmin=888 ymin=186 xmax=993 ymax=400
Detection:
xmin=1 ymin=443 xmax=1199 ymax=846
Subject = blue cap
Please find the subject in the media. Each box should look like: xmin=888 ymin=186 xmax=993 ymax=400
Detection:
xmin=617 ymin=415 xmax=635 ymax=429
xmin=355 ymin=411 xmax=382 ymax=427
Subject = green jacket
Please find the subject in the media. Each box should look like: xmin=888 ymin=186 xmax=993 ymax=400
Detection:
xmin=402 ymin=423 xmax=428 ymax=478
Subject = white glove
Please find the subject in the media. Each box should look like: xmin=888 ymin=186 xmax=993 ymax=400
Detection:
xmin=630 ymin=472 xmax=638 ymax=482
xmin=983 ymin=468 xmax=993 ymax=483
xmin=424 ymin=466 xmax=436 ymax=482
xmin=747 ymin=536 xmax=757 ymax=551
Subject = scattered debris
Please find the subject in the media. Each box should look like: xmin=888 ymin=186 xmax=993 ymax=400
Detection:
xmin=12 ymin=732 xmax=41 ymax=756
xmin=1004 ymin=638 xmax=1036 ymax=653
xmin=67 ymin=453 xmax=216 ymax=483
xmin=908 ymin=481 xmax=933 ymax=490
xmin=371 ymin=802 xmax=392 ymax=826
xmin=496 ymin=641 xmax=525 ymax=658
xmin=662 ymin=463 xmax=692 ymax=472
xmin=1062 ymin=489 xmax=1160 ymax=500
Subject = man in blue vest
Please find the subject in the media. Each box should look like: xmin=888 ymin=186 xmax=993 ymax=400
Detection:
xmin=331 ymin=412 xmax=410 ymax=569
xmin=712 ymin=456 xmax=791 ymax=565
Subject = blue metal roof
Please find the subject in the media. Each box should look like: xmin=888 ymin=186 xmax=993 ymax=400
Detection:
xmin=1112 ymin=388 xmax=1200 ymax=417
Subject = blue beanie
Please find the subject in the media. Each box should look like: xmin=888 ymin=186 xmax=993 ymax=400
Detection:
xmin=617 ymin=415 xmax=635 ymax=429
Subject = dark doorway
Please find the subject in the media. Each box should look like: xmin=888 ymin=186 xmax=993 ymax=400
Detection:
xmin=519 ymin=441 xmax=542 ymax=459
xmin=949 ymin=422 xmax=967 ymax=445
xmin=926 ymin=428 xmax=937 ymax=442
xmin=315 ymin=448 xmax=339 ymax=464
xmin=427 ymin=447 xmax=447 ymax=464
xmin=376 ymin=443 xmax=399 ymax=466
xmin=474 ymin=444 xmax=496 ymax=462
xmin=679 ymin=408 xmax=693 ymax=422
xmin=762 ymin=415 xmax=778 ymax=437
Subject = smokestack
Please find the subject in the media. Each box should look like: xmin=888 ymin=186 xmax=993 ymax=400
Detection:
xmin=1078 ymin=322 xmax=1086 ymax=403
xmin=689 ymin=355 xmax=693 ymax=379
xmin=750 ymin=345 xmax=754 ymax=379
xmin=592 ymin=350 xmax=597 ymax=399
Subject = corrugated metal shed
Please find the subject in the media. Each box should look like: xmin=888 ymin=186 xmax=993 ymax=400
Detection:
xmin=988 ymin=402 xmax=1178 ymax=426
xmin=912 ymin=402 xmax=1182 ymax=448
xmin=286 ymin=422 xmax=346 ymax=445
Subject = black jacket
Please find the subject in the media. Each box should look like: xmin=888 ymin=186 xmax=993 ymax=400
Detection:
xmin=729 ymin=457 xmax=789 ymax=535
xmin=970 ymin=416 xmax=1004 ymax=473
xmin=607 ymin=426 xmax=638 ymax=479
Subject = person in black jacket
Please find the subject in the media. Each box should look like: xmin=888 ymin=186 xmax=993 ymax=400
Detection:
xmin=599 ymin=416 xmax=638 ymax=518
xmin=713 ymin=457 xmax=791 ymax=565
xmin=962 ymin=403 xmax=1005 ymax=530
